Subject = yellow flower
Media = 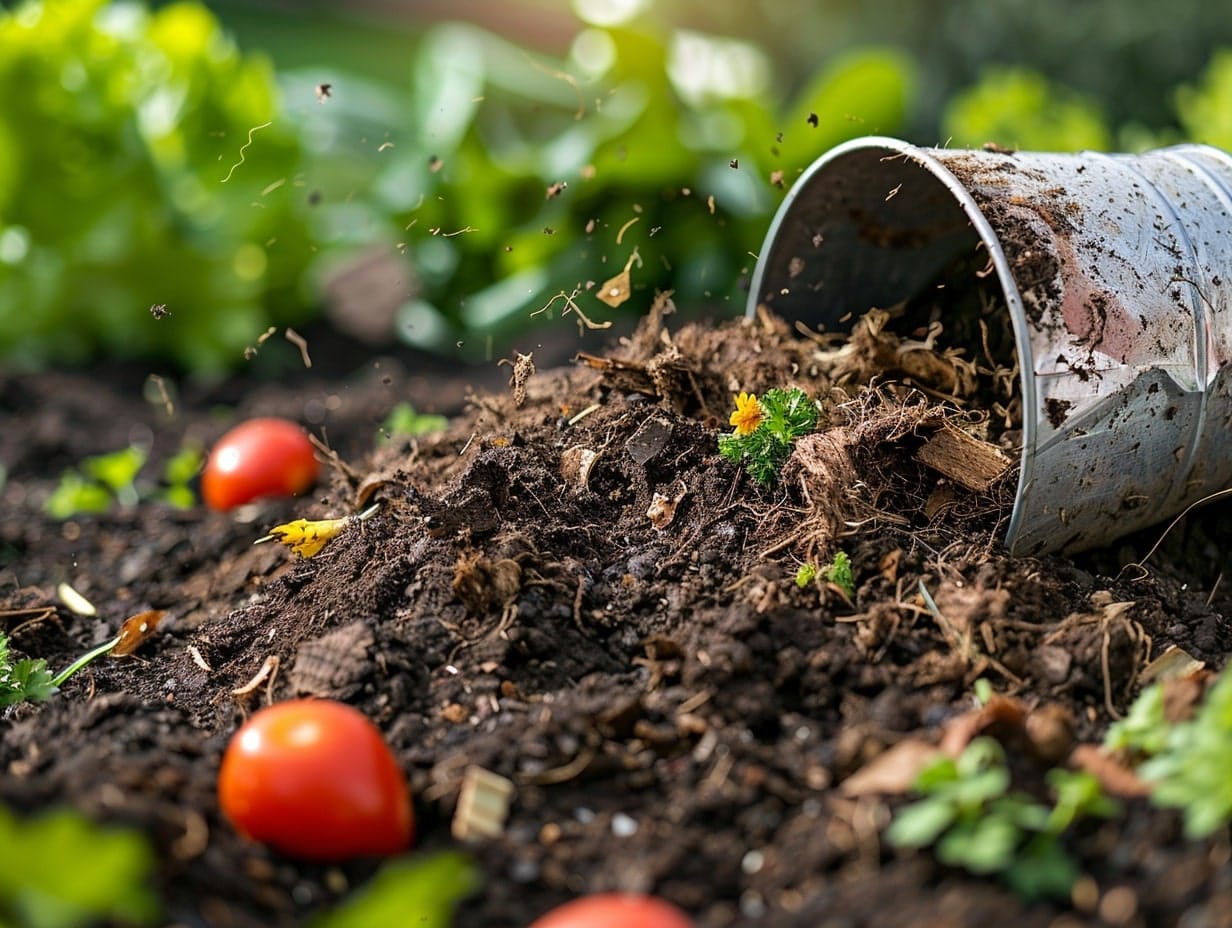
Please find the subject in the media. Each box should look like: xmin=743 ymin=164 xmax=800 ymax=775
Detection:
xmin=729 ymin=391 xmax=764 ymax=436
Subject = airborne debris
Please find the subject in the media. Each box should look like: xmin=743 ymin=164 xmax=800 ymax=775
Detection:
xmin=596 ymin=248 xmax=641 ymax=308
xmin=315 ymin=82 xmax=332 ymax=103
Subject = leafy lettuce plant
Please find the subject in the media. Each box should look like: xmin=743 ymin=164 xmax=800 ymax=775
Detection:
xmin=0 ymin=0 xmax=315 ymax=373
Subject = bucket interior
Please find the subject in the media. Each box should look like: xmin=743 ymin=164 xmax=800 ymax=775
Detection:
xmin=748 ymin=141 xmax=1021 ymax=388
xmin=746 ymin=138 xmax=1031 ymax=538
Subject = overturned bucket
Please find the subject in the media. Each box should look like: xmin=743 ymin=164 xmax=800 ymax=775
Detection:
xmin=747 ymin=136 xmax=1232 ymax=555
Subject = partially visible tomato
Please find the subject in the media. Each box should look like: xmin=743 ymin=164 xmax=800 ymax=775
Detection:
xmin=528 ymin=893 xmax=694 ymax=928
xmin=201 ymin=417 xmax=318 ymax=511
xmin=218 ymin=698 xmax=413 ymax=861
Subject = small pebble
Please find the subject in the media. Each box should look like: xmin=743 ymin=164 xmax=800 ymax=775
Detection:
xmin=611 ymin=812 xmax=638 ymax=837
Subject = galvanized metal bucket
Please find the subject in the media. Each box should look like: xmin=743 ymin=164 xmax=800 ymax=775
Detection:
xmin=747 ymin=136 xmax=1232 ymax=555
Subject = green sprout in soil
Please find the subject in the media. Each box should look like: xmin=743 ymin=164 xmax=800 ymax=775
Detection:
xmin=0 ymin=631 xmax=56 ymax=707
xmin=1122 ymin=669 xmax=1232 ymax=838
xmin=45 ymin=443 xmax=202 ymax=519
xmin=377 ymin=403 xmax=449 ymax=445
xmin=0 ymin=629 xmax=125 ymax=708
xmin=718 ymin=388 xmax=817 ymax=485
xmin=795 ymin=562 xmax=817 ymax=589
xmin=0 ymin=801 xmax=159 ymax=928
xmin=887 ymin=737 xmax=1117 ymax=901
xmin=824 ymin=551 xmax=855 ymax=599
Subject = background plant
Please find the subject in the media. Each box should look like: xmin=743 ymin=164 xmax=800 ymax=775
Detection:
xmin=0 ymin=0 xmax=315 ymax=374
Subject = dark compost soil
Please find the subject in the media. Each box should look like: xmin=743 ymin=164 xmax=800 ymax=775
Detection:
xmin=3 ymin=305 xmax=1232 ymax=928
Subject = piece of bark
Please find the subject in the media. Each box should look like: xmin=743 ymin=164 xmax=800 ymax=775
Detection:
xmin=916 ymin=422 xmax=1012 ymax=492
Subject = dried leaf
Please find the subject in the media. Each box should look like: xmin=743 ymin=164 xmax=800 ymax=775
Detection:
xmin=596 ymin=249 xmax=640 ymax=308
xmin=260 ymin=516 xmax=351 ymax=558
xmin=111 ymin=610 xmax=165 ymax=657
xmin=1070 ymin=743 xmax=1152 ymax=798
xmin=840 ymin=739 xmax=943 ymax=796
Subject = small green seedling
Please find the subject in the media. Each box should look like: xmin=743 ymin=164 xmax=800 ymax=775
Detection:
xmin=0 ymin=631 xmax=56 ymax=707
xmin=823 ymin=551 xmax=855 ymax=599
xmin=718 ymin=388 xmax=817 ymax=485
xmin=795 ymin=563 xmax=817 ymax=588
xmin=156 ymin=443 xmax=204 ymax=509
xmin=0 ymin=801 xmax=160 ymax=928
xmin=0 ymin=612 xmax=159 ymax=707
xmin=378 ymin=403 xmax=449 ymax=445
xmin=311 ymin=851 xmax=479 ymax=928
xmin=1134 ymin=670 xmax=1232 ymax=838
xmin=887 ymin=736 xmax=1116 ymax=900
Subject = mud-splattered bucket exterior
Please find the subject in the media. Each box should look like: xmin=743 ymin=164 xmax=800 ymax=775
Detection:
xmin=747 ymin=136 xmax=1232 ymax=555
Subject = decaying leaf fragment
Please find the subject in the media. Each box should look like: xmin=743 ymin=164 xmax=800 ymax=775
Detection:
xmin=596 ymin=248 xmax=640 ymax=308
xmin=111 ymin=610 xmax=166 ymax=657
xmin=256 ymin=503 xmax=380 ymax=558
xmin=499 ymin=352 xmax=536 ymax=408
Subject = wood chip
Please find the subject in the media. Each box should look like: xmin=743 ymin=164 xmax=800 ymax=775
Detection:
xmin=452 ymin=766 xmax=515 ymax=841
xmin=1139 ymin=645 xmax=1205 ymax=684
xmin=916 ymin=422 xmax=1012 ymax=492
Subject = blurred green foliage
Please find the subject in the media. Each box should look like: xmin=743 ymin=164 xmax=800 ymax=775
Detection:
xmin=5 ymin=0 xmax=1232 ymax=371
xmin=0 ymin=0 xmax=314 ymax=373
xmin=296 ymin=25 xmax=912 ymax=355
xmin=941 ymin=69 xmax=1112 ymax=151
xmin=0 ymin=802 xmax=159 ymax=927
xmin=1176 ymin=49 xmax=1232 ymax=150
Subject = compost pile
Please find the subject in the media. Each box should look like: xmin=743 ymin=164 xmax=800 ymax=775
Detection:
xmin=2 ymin=302 xmax=1231 ymax=928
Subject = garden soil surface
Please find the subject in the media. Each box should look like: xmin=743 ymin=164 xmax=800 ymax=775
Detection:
xmin=4 ymin=304 xmax=1232 ymax=928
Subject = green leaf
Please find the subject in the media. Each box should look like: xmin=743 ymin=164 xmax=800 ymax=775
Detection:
xmin=0 ymin=658 xmax=56 ymax=706
xmin=162 ymin=444 xmax=203 ymax=487
xmin=1104 ymin=682 xmax=1166 ymax=757
xmin=885 ymin=798 xmax=957 ymax=849
xmin=942 ymin=68 xmax=1112 ymax=151
xmin=44 ymin=473 xmax=113 ymax=520
xmin=378 ymin=403 xmax=449 ymax=444
xmin=311 ymin=851 xmax=480 ymax=928
xmin=1003 ymin=833 xmax=1079 ymax=901
xmin=82 ymin=446 xmax=146 ymax=499
xmin=0 ymin=804 xmax=159 ymax=928
xmin=938 ymin=815 xmax=1018 ymax=874
xmin=823 ymin=551 xmax=855 ymax=599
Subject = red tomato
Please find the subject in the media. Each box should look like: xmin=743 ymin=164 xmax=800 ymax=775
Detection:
xmin=201 ymin=417 xmax=318 ymax=511
xmin=218 ymin=699 xmax=413 ymax=861
xmin=528 ymin=893 xmax=694 ymax=928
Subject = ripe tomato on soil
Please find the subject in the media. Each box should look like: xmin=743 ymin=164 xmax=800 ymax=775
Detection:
xmin=201 ymin=417 xmax=318 ymax=510
xmin=218 ymin=698 xmax=413 ymax=861
xmin=528 ymin=893 xmax=694 ymax=928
